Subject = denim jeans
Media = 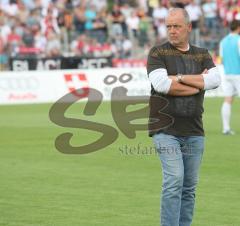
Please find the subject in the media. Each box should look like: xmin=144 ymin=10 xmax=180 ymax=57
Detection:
xmin=153 ymin=133 xmax=205 ymax=226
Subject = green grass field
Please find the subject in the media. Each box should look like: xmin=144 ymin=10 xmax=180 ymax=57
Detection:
xmin=0 ymin=98 xmax=239 ymax=226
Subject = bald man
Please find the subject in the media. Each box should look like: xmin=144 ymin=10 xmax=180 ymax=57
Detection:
xmin=147 ymin=8 xmax=221 ymax=226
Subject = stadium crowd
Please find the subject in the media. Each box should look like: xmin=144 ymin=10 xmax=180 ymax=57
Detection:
xmin=0 ymin=0 xmax=240 ymax=70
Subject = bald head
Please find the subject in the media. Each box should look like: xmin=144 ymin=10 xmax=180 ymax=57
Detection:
xmin=166 ymin=8 xmax=190 ymax=25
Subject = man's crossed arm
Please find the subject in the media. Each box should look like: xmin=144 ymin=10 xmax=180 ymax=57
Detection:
xmin=149 ymin=67 xmax=221 ymax=96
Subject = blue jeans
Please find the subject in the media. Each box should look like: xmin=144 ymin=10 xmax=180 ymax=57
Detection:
xmin=153 ymin=133 xmax=205 ymax=226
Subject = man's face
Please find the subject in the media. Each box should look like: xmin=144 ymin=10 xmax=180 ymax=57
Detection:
xmin=165 ymin=12 xmax=192 ymax=48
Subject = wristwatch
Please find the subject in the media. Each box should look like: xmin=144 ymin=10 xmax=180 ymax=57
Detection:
xmin=176 ymin=74 xmax=183 ymax=83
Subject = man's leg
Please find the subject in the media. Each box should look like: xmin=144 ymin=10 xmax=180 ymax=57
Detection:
xmin=153 ymin=133 xmax=184 ymax=226
xmin=221 ymin=97 xmax=233 ymax=134
xmin=179 ymin=136 xmax=205 ymax=226
xmin=221 ymin=77 xmax=235 ymax=134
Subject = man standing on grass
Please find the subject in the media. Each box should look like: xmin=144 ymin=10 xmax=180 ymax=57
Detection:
xmin=220 ymin=19 xmax=240 ymax=135
xmin=147 ymin=8 xmax=221 ymax=226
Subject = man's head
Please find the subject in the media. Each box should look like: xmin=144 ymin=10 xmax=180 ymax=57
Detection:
xmin=230 ymin=19 xmax=240 ymax=33
xmin=165 ymin=8 xmax=192 ymax=49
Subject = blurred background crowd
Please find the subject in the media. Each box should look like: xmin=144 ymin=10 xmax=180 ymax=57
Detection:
xmin=0 ymin=0 xmax=240 ymax=70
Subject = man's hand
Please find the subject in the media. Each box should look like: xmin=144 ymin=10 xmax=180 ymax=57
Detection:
xmin=169 ymin=70 xmax=206 ymax=90
xmin=167 ymin=76 xmax=200 ymax=96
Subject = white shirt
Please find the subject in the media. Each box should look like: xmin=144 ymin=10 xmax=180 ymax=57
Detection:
xmin=202 ymin=2 xmax=217 ymax=18
xmin=152 ymin=7 xmax=168 ymax=20
xmin=185 ymin=3 xmax=202 ymax=21
xmin=126 ymin=16 xmax=140 ymax=30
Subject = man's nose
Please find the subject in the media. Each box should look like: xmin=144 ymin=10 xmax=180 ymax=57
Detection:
xmin=169 ymin=28 xmax=176 ymax=34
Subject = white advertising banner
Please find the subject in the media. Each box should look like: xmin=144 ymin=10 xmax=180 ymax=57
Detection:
xmin=0 ymin=66 xmax=231 ymax=105
xmin=0 ymin=70 xmax=66 ymax=104
xmin=0 ymin=68 xmax=151 ymax=105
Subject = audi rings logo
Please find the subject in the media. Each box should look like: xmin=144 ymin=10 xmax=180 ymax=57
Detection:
xmin=103 ymin=73 xmax=133 ymax=85
xmin=0 ymin=77 xmax=39 ymax=91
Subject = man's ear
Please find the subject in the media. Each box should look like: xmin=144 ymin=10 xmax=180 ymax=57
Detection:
xmin=188 ymin=23 xmax=192 ymax=32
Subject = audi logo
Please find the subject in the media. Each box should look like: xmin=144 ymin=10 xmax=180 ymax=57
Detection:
xmin=0 ymin=77 xmax=39 ymax=91
xmin=103 ymin=73 xmax=133 ymax=85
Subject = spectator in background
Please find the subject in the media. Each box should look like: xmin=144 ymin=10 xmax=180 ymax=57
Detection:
xmin=21 ymin=0 xmax=36 ymax=10
xmin=0 ymin=12 xmax=11 ymax=45
xmin=91 ymin=9 xmax=108 ymax=44
xmin=138 ymin=0 xmax=148 ymax=13
xmin=126 ymin=10 xmax=140 ymax=40
xmin=71 ymin=34 xmax=86 ymax=56
xmin=7 ymin=25 xmax=22 ymax=56
xmin=26 ymin=8 xmax=41 ymax=30
xmin=14 ymin=20 xmax=26 ymax=38
xmin=147 ymin=0 xmax=159 ymax=17
xmin=73 ymin=3 xmax=86 ymax=35
xmin=34 ymin=25 xmax=47 ymax=55
xmin=84 ymin=3 xmax=97 ymax=36
xmin=120 ymin=3 xmax=133 ymax=20
xmin=22 ymin=25 xmax=35 ymax=47
xmin=17 ymin=1 xmax=29 ymax=24
xmin=90 ymin=0 xmax=107 ymax=12
xmin=57 ymin=8 xmax=73 ymax=52
xmin=40 ymin=9 xmax=60 ymax=36
xmin=110 ymin=4 xmax=126 ymax=37
xmin=224 ymin=1 xmax=240 ymax=23
xmin=138 ymin=11 xmax=150 ymax=47
xmin=152 ymin=2 xmax=168 ymax=43
xmin=85 ymin=37 xmax=112 ymax=57
xmin=122 ymin=36 xmax=133 ymax=58
xmin=111 ymin=34 xmax=133 ymax=58
xmin=45 ymin=29 xmax=61 ymax=57
xmin=220 ymin=19 xmax=240 ymax=135
xmin=170 ymin=0 xmax=188 ymax=8
xmin=0 ymin=36 xmax=8 ymax=70
xmin=41 ymin=2 xmax=59 ymax=19
xmin=202 ymin=0 xmax=218 ymax=32
xmin=185 ymin=0 xmax=202 ymax=46
xmin=218 ymin=0 xmax=229 ymax=26
xmin=2 ymin=0 xmax=18 ymax=17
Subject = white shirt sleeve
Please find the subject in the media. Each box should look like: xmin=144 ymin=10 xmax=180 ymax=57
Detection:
xmin=148 ymin=68 xmax=172 ymax=94
xmin=203 ymin=66 xmax=221 ymax=90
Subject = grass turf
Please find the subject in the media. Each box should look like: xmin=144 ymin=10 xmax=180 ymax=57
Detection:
xmin=0 ymin=98 xmax=239 ymax=226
